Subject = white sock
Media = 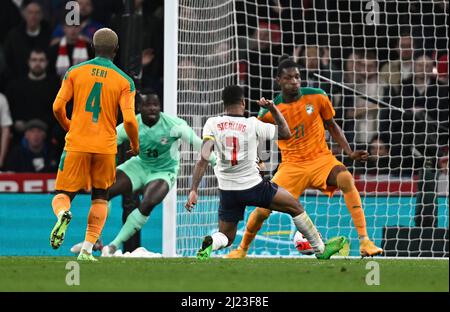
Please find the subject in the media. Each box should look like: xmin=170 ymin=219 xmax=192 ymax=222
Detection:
xmin=292 ymin=212 xmax=325 ymax=254
xmin=212 ymin=232 xmax=229 ymax=251
xmin=81 ymin=241 xmax=94 ymax=254
xmin=57 ymin=211 xmax=64 ymax=218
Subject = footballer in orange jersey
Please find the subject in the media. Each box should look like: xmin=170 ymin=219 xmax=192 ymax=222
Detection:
xmin=226 ymin=55 xmax=383 ymax=258
xmin=49 ymin=28 xmax=140 ymax=261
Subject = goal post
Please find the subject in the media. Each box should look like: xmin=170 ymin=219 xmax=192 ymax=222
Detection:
xmin=162 ymin=0 xmax=179 ymax=257
xmin=167 ymin=0 xmax=449 ymax=258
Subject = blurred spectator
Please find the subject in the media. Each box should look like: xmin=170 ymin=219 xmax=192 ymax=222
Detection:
xmin=51 ymin=0 xmax=103 ymax=43
xmin=432 ymin=54 xmax=449 ymax=146
xmin=380 ymin=30 xmax=415 ymax=94
xmin=0 ymin=93 xmax=13 ymax=170
xmin=239 ymin=21 xmax=282 ymax=112
xmin=365 ymin=134 xmax=393 ymax=176
xmin=90 ymin=0 xmax=124 ymax=26
xmin=5 ymin=48 xmax=59 ymax=137
xmin=140 ymin=0 xmax=164 ymax=95
xmin=294 ymin=44 xmax=340 ymax=95
xmin=3 ymin=119 xmax=58 ymax=173
xmin=3 ymin=2 xmax=51 ymax=80
xmin=388 ymin=54 xmax=439 ymax=176
xmin=48 ymin=23 xmax=93 ymax=78
xmin=332 ymin=50 xmax=364 ymax=144
xmin=344 ymin=51 xmax=383 ymax=150
xmin=0 ymin=0 xmax=23 ymax=44
xmin=437 ymin=150 xmax=448 ymax=195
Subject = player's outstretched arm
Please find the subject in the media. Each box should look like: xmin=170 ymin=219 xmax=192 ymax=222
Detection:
xmin=324 ymin=118 xmax=369 ymax=161
xmin=182 ymin=125 xmax=217 ymax=166
xmin=185 ymin=139 xmax=214 ymax=212
xmin=258 ymin=97 xmax=291 ymax=139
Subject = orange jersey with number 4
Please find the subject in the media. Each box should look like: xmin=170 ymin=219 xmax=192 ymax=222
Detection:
xmin=54 ymin=56 xmax=136 ymax=154
xmin=258 ymin=87 xmax=335 ymax=162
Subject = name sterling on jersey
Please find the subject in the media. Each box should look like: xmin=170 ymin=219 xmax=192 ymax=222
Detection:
xmin=216 ymin=121 xmax=247 ymax=133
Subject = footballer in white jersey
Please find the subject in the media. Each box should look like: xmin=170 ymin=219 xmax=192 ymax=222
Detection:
xmin=185 ymin=85 xmax=343 ymax=261
xmin=202 ymin=115 xmax=275 ymax=190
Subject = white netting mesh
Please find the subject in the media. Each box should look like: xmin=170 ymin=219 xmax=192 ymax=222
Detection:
xmin=176 ymin=0 xmax=449 ymax=257
xmin=176 ymin=0 xmax=238 ymax=256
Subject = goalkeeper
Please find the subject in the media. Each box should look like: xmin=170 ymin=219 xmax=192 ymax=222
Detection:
xmin=90 ymin=91 xmax=215 ymax=256
xmin=226 ymin=55 xmax=383 ymax=258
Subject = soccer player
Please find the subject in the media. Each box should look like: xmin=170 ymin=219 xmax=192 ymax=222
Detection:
xmin=185 ymin=85 xmax=347 ymax=260
xmin=100 ymin=91 xmax=217 ymax=256
xmin=226 ymin=56 xmax=383 ymax=258
xmin=50 ymin=28 xmax=140 ymax=261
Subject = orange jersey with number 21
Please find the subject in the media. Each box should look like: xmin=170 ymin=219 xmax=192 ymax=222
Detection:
xmin=258 ymin=87 xmax=335 ymax=162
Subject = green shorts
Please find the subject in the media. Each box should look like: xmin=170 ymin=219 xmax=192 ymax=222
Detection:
xmin=117 ymin=156 xmax=177 ymax=192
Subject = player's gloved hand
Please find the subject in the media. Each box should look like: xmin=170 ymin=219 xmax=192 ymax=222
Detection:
xmin=185 ymin=190 xmax=198 ymax=212
xmin=350 ymin=150 xmax=369 ymax=162
xmin=257 ymin=97 xmax=275 ymax=109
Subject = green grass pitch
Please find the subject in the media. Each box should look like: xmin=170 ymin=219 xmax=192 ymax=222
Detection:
xmin=0 ymin=257 xmax=447 ymax=292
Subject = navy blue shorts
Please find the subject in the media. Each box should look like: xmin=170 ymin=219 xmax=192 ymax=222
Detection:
xmin=218 ymin=179 xmax=279 ymax=223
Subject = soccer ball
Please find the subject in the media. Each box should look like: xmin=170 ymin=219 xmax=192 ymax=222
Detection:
xmin=293 ymin=231 xmax=321 ymax=255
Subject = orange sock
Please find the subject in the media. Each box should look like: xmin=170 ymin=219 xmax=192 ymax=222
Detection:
xmin=85 ymin=199 xmax=108 ymax=244
xmin=240 ymin=208 xmax=271 ymax=250
xmin=343 ymin=189 xmax=368 ymax=238
xmin=337 ymin=171 xmax=368 ymax=238
xmin=52 ymin=193 xmax=71 ymax=217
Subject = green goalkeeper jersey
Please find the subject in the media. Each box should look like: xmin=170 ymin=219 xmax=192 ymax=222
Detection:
xmin=117 ymin=112 xmax=214 ymax=172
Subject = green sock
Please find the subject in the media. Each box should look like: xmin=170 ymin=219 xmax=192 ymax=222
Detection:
xmin=110 ymin=209 xmax=149 ymax=248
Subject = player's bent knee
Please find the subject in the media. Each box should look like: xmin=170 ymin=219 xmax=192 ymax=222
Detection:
xmin=336 ymin=170 xmax=355 ymax=193
xmin=92 ymin=188 xmax=108 ymax=201
xmin=288 ymin=205 xmax=303 ymax=217
xmin=139 ymin=198 xmax=160 ymax=216
xmin=255 ymin=207 xmax=271 ymax=220
xmin=55 ymin=190 xmax=76 ymax=201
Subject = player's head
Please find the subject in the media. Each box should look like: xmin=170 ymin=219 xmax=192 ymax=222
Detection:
xmin=222 ymin=85 xmax=245 ymax=113
xmin=140 ymin=91 xmax=161 ymax=125
xmin=93 ymin=28 xmax=119 ymax=59
xmin=276 ymin=54 xmax=301 ymax=97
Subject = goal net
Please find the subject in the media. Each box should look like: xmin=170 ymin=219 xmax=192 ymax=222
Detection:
xmin=174 ymin=0 xmax=449 ymax=257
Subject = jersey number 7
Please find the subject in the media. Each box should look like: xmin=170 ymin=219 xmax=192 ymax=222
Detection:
xmin=85 ymin=82 xmax=103 ymax=122
xmin=225 ymin=136 xmax=240 ymax=166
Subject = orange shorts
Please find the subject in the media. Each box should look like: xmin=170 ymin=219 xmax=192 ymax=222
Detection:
xmin=272 ymin=153 xmax=344 ymax=199
xmin=55 ymin=151 xmax=116 ymax=192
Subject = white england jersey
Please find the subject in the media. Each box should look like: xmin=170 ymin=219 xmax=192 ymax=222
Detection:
xmin=202 ymin=115 xmax=276 ymax=190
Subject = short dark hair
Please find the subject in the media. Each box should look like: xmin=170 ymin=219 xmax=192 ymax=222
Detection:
xmin=140 ymin=90 xmax=160 ymax=104
xmin=277 ymin=54 xmax=298 ymax=77
xmin=29 ymin=48 xmax=47 ymax=59
xmin=222 ymin=85 xmax=243 ymax=107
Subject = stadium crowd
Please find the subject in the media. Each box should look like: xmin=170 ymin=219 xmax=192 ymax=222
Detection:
xmin=0 ymin=0 xmax=448 ymax=186
xmin=232 ymin=0 xmax=448 ymax=180
xmin=0 ymin=0 xmax=163 ymax=173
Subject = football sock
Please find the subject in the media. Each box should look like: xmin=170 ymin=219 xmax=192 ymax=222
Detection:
xmin=81 ymin=241 xmax=94 ymax=254
xmin=239 ymin=208 xmax=270 ymax=251
xmin=336 ymin=171 xmax=368 ymax=239
xmin=110 ymin=208 xmax=149 ymax=248
xmin=52 ymin=193 xmax=71 ymax=218
xmin=292 ymin=212 xmax=325 ymax=254
xmin=85 ymin=199 xmax=108 ymax=245
xmin=212 ymin=232 xmax=229 ymax=251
